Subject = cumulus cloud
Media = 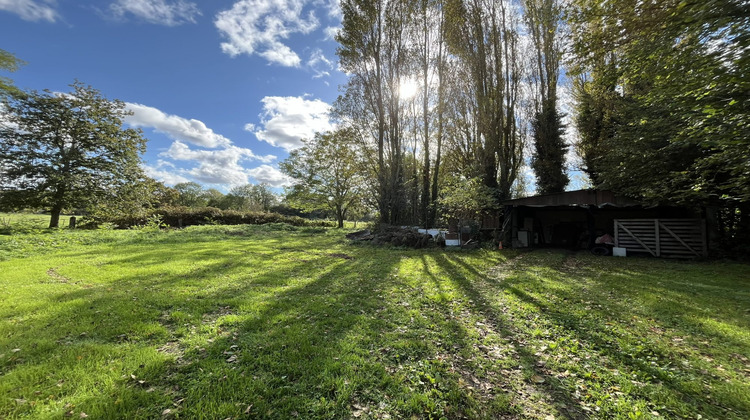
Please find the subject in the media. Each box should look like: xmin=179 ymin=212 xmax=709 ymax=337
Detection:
xmin=125 ymin=103 xmax=232 ymax=148
xmin=143 ymin=163 xmax=190 ymax=186
xmin=160 ymin=141 xmax=277 ymax=187
xmin=215 ymin=0 xmax=319 ymax=67
xmin=124 ymin=103 xmax=277 ymax=188
xmin=163 ymin=141 xmax=276 ymax=165
xmin=250 ymin=96 xmax=334 ymax=151
xmin=247 ymin=164 xmax=293 ymax=187
xmin=0 ymin=0 xmax=58 ymax=22
xmin=110 ymin=0 xmax=201 ymax=26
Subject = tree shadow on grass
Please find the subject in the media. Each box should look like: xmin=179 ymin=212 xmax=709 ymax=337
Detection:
xmin=2 ymin=229 xmax=398 ymax=419
xmin=1 ymin=231 xmax=505 ymax=419
xmin=423 ymin=252 xmax=590 ymax=419
xmin=469 ymin=250 xmax=750 ymax=419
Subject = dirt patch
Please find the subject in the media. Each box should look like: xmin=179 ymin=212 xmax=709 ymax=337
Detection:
xmin=47 ymin=267 xmax=71 ymax=283
xmin=327 ymin=253 xmax=354 ymax=260
xmin=46 ymin=267 xmax=92 ymax=288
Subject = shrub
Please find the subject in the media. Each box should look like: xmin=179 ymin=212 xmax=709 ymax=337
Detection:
xmin=81 ymin=206 xmax=334 ymax=229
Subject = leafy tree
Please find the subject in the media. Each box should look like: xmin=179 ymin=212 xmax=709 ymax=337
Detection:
xmin=201 ymin=188 xmax=225 ymax=208
xmin=524 ymin=0 xmax=569 ymax=194
xmin=280 ymin=128 xmax=366 ymax=228
xmin=223 ymin=183 xmax=278 ymax=212
xmin=86 ymin=177 xmax=175 ymax=225
xmin=438 ymin=174 xmax=499 ymax=225
xmin=252 ymin=184 xmax=279 ymax=212
xmin=568 ymin=0 xmax=749 ymax=205
xmin=0 ymin=82 xmax=147 ymax=228
xmin=568 ymin=0 xmax=750 ymax=249
xmin=337 ymin=0 xmax=413 ymax=225
xmin=530 ymin=106 xmax=568 ymax=194
xmin=173 ymin=182 xmax=207 ymax=207
xmin=0 ymin=49 xmax=24 ymax=96
xmin=443 ymin=0 xmax=525 ymax=201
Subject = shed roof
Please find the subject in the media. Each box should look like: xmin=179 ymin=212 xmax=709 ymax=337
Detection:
xmin=502 ymin=189 xmax=642 ymax=207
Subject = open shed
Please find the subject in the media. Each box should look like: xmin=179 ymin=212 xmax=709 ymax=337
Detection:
xmin=501 ymin=189 xmax=707 ymax=257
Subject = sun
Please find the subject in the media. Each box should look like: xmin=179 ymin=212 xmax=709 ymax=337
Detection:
xmin=399 ymin=79 xmax=419 ymax=99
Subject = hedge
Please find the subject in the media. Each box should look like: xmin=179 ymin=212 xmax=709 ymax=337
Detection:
xmin=84 ymin=206 xmax=335 ymax=229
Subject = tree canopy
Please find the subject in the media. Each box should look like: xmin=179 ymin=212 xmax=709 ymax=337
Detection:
xmin=569 ymin=0 xmax=749 ymax=205
xmin=280 ymin=128 xmax=365 ymax=228
xmin=0 ymin=82 xmax=148 ymax=228
xmin=0 ymin=49 xmax=24 ymax=96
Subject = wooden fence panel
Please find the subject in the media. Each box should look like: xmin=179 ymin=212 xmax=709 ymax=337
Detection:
xmin=614 ymin=219 xmax=706 ymax=258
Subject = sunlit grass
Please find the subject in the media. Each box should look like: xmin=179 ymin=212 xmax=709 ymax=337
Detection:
xmin=1 ymin=225 xmax=748 ymax=419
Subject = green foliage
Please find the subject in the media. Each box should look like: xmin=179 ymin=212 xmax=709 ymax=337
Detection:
xmin=201 ymin=188 xmax=225 ymax=208
xmin=0 ymin=82 xmax=147 ymax=228
xmin=523 ymin=0 xmax=569 ymax=194
xmin=281 ymin=128 xmax=366 ymax=228
xmin=82 ymin=206 xmax=334 ymax=229
xmin=173 ymin=182 xmax=208 ymax=208
xmin=223 ymin=183 xmax=278 ymax=212
xmin=443 ymin=0 xmax=525 ymax=201
xmin=438 ymin=175 xmax=499 ymax=223
xmin=568 ymin=0 xmax=749 ymax=206
xmin=0 ymin=48 xmax=23 ymax=96
xmin=530 ymin=105 xmax=569 ymax=194
xmin=86 ymin=177 xmax=175 ymax=225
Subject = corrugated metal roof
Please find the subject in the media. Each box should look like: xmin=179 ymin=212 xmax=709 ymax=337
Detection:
xmin=502 ymin=189 xmax=642 ymax=207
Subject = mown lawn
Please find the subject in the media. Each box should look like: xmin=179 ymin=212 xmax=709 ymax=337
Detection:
xmin=1 ymin=224 xmax=748 ymax=419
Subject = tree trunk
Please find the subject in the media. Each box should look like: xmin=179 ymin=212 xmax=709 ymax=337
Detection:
xmin=337 ymin=205 xmax=345 ymax=229
xmin=49 ymin=206 xmax=62 ymax=228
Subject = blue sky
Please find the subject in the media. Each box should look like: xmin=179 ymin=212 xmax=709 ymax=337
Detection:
xmin=1 ymin=0 xmax=347 ymax=190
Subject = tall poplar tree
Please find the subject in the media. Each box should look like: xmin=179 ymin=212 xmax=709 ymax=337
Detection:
xmin=444 ymin=0 xmax=524 ymax=201
xmin=524 ymin=0 xmax=568 ymax=194
xmin=337 ymin=0 xmax=415 ymax=225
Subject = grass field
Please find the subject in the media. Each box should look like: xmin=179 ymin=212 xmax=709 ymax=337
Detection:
xmin=0 ymin=213 xmax=77 ymax=232
xmin=1 ymin=224 xmax=749 ymax=419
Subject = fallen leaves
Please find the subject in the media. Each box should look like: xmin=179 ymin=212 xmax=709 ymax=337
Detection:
xmin=530 ymin=375 xmax=546 ymax=384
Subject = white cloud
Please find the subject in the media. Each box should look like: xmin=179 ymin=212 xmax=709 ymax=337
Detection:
xmin=124 ymin=103 xmax=277 ymax=188
xmin=161 ymin=141 xmax=277 ymax=187
xmin=322 ymin=26 xmax=339 ymax=41
xmin=143 ymin=163 xmax=189 ymax=186
xmin=110 ymin=0 xmax=201 ymax=26
xmin=314 ymin=0 xmax=340 ymax=19
xmin=125 ymin=103 xmax=232 ymax=148
xmin=247 ymin=164 xmax=293 ymax=187
xmin=251 ymin=96 xmax=332 ymax=149
xmin=250 ymin=96 xmax=333 ymax=151
xmin=215 ymin=0 xmax=319 ymax=67
xmin=308 ymin=48 xmax=334 ymax=79
xmin=163 ymin=141 xmax=276 ymax=165
xmin=0 ymin=0 xmax=58 ymax=22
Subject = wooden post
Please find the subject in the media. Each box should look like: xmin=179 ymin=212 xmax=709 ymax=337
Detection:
xmin=614 ymin=219 xmax=619 ymax=247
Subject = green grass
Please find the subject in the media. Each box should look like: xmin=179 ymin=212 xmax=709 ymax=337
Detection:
xmin=1 ymin=225 xmax=748 ymax=419
xmin=0 ymin=213 xmax=77 ymax=233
